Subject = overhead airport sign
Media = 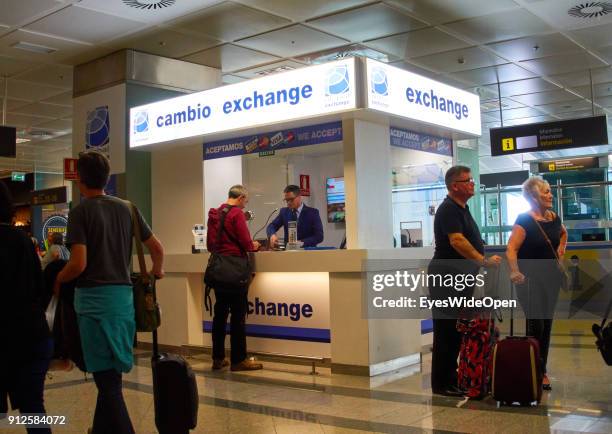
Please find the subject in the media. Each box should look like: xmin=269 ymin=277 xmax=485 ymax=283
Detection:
xmin=129 ymin=58 xmax=356 ymax=148
xmin=365 ymin=59 xmax=481 ymax=136
xmin=538 ymin=157 xmax=600 ymax=173
xmin=490 ymin=115 xmax=608 ymax=156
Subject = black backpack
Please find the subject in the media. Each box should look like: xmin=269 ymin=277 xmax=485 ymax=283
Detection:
xmin=592 ymin=297 xmax=612 ymax=366
xmin=44 ymin=261 xmax=87 ymax=372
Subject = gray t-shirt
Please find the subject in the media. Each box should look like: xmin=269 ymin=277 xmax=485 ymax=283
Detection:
xmin=66 ymin=195 xmax=152 ymax=288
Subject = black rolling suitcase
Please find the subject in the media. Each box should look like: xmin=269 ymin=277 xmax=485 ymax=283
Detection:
xmin=151 ymin=327 xmax=199 ymax=433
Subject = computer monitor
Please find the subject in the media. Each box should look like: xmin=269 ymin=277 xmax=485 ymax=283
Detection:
xmin=326 ymin=177 xmax=345 ymax=223
xmin=0 ymin=125 xmax=17 ymax=158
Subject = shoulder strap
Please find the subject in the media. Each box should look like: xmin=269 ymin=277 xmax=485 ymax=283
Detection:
xmin=529 ymin=213 xmax=560 ymax=261
xmin=125 ymin=200 xmax=149 ymax=284
xmin=216 ymin=205 xmax=247 ymax=256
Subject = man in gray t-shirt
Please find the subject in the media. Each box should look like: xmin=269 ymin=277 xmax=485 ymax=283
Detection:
xmin=55 ymin=151 xmax=164 ymax=434
xmin=66 ymin=195 xmax=153 ymax=287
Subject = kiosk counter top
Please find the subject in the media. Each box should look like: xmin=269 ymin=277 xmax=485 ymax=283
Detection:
xmin=136 ymin=248 xmax=433 ymax=377
xmin=159 ymin=247 xmax=436 ymax=273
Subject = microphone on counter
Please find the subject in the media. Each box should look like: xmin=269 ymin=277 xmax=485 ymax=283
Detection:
xmin=252 ymin=208 xmax=279 ymax=240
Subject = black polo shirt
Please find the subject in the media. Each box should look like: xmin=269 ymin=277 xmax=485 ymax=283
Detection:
xmin=433 ymin=196 xmax=484 ymax=260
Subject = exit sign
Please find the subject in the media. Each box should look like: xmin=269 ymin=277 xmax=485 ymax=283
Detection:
xmin=11 ymin=171 xmax=26 ymax=182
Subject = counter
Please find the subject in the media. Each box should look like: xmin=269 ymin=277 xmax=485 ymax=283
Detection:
xmin=137 ymin=248 xmax=433 ymax=376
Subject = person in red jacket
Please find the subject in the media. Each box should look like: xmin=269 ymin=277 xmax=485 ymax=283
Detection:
xmin=207 ymin=185 xmax=261 ymax=371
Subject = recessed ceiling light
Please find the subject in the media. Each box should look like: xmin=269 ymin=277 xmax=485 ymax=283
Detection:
xmin=11 ymin=41 xmax=57 ymax=54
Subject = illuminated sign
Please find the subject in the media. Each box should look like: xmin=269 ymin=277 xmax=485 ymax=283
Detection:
xmin=365 ymin=59 xmax=481 ymax=136
xmin=42 ymin=215 xmax=68 ymax=243
xmin=129 ymin=58 xmax=357 ymax=147
xmin=538 ymin=157 xmax=600 ymax=173
xmin=490 ymin=116 xmax=608 ymax=156
xmin=31 ymin=186 xmax=67 ymax=206
xmin=11 ymin=171 xmax=26 ymax=182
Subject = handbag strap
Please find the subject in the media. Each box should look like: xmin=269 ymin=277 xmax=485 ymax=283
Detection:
xmin=529 ymin=213 xmax=560 ymax=261
xmin=125 ymin=200 xmax=149 ymax=285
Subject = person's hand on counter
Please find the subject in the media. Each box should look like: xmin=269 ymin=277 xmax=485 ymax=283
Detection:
xmin=269 ymin=234 xmax=279 ymax=248
xmin=252 ymin=240 xmax=261 ymax=251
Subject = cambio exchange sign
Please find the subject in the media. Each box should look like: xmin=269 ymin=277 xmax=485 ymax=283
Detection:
xmin=129 ymin=58 xmax=357 ymax=148
xmin=366 ymin=59 xmax=481 ymax=136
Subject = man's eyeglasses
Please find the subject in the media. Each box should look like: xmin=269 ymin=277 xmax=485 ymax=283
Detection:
xmin=284 ymin=196 xmax=297 ymax=203
xmin=454 ymin=178 xmax=474 ymax=184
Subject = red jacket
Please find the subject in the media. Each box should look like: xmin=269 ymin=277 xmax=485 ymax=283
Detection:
xmin=207 ymin=204 xmax=255 ymax=257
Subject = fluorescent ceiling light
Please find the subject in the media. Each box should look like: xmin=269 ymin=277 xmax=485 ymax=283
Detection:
xmin=16 ymin=138 xmax=30 ymax=144
xmin=11 ymin=41 xmax=57 ymax=54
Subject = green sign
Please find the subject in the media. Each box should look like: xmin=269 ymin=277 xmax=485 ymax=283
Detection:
xmin=258 ymin=150 xmax=275 ymax=157
xmin=11 ymin=172 xmax=26 ymax=182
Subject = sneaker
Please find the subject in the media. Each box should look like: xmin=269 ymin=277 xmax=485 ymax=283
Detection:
xmin=542 ymin=374 xmax=552 ymax=391
xmin=212 ymin=359 xmax=229 ymax=370
xmin=231 ymin=359 xmax=263 ymax=371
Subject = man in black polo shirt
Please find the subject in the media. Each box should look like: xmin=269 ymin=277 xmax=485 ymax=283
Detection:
xmin=429 ymin=165 xmax=501 ymax=396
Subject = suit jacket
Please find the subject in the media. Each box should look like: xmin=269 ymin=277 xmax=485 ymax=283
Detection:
xmin=266 ymin=205 xmax=324 ymax=247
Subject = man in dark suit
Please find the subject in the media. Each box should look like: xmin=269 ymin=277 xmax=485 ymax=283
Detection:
xmin=267 ymin=185 xmax=324 ymax=248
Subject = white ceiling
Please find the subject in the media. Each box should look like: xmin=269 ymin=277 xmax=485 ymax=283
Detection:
xmin=0 ymin=0 xmax=611 ymax=175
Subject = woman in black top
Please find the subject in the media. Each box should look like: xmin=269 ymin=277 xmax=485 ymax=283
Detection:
xmin=506 ymin=177 xmax=568 ymax=391
xmin=0 ymin=181 xmax=53 ymax=433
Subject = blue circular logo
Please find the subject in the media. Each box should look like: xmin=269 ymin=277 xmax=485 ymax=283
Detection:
xmin=86 ymin=106 xmax=110 ymax=148
xmin=371 ymin=68 xmax=388 ymax=96
xmin=326 ymin=66 xmax=350 ymax=96
xmin=134 ymin=111 xmax=149 ymax=133
xmin=42 ymin=215 xmax=68 ymax=243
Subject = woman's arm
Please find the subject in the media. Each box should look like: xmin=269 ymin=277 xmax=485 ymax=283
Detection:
xmin=506 ymin=224 xmax=526 ymax=283
xmin=558 ymin=223 xmax=568 ymax=257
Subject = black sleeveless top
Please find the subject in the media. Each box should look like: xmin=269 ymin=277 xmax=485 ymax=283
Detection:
xmin=515 ymin=212 xmax=561 ymax=260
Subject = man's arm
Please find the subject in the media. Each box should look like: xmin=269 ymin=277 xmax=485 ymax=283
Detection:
xmin=54 ymin=244 xmax=87 ymax=294
xmin=232 ymin=212 xmax=256 ymax=252
xmin=448 ymin=233 xmax=500 ymax=266
xmin=266 ymin=211 xmax=284 ymax=238
xmin=143 ymin=235 xmax=164 ymax=279
xmin=300 ymin=209 xmax=324 ymax=246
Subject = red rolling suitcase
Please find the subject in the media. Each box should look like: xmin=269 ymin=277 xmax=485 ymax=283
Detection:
xmin=491 ymin=282 xmax=542 ymax=406
xmin=457 ymin=313 xmax=498 ymax=399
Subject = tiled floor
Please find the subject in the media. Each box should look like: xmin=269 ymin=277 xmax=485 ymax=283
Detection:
xmin=3 ymin=332 xmax=611 ymax=433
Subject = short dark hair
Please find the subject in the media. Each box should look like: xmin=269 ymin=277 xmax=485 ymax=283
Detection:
xmin=0 ymin=180 xmax=14 ymax=223
xmin=445 ymin=165 xmax=471 ymax=189
xmin=77 ymin=151 xmax=110 ymax=189
xmin=284 ymin=185 xmax=300 ymax=196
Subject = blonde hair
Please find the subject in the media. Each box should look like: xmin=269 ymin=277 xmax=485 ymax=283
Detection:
xmin=228 ymin=184 xmax=248 ymax=199
xmin=522 ymin=176 xmax=549 ymax=204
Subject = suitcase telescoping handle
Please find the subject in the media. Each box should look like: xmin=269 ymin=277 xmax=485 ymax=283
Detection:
xmin=151 ymin=277 xmax=159 ymax=359
xmin=510 ymin=279 xmax=530 ymax=337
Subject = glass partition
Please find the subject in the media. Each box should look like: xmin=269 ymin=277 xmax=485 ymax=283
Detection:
xmin=479 ymin=179 xmax=611 ymax=245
